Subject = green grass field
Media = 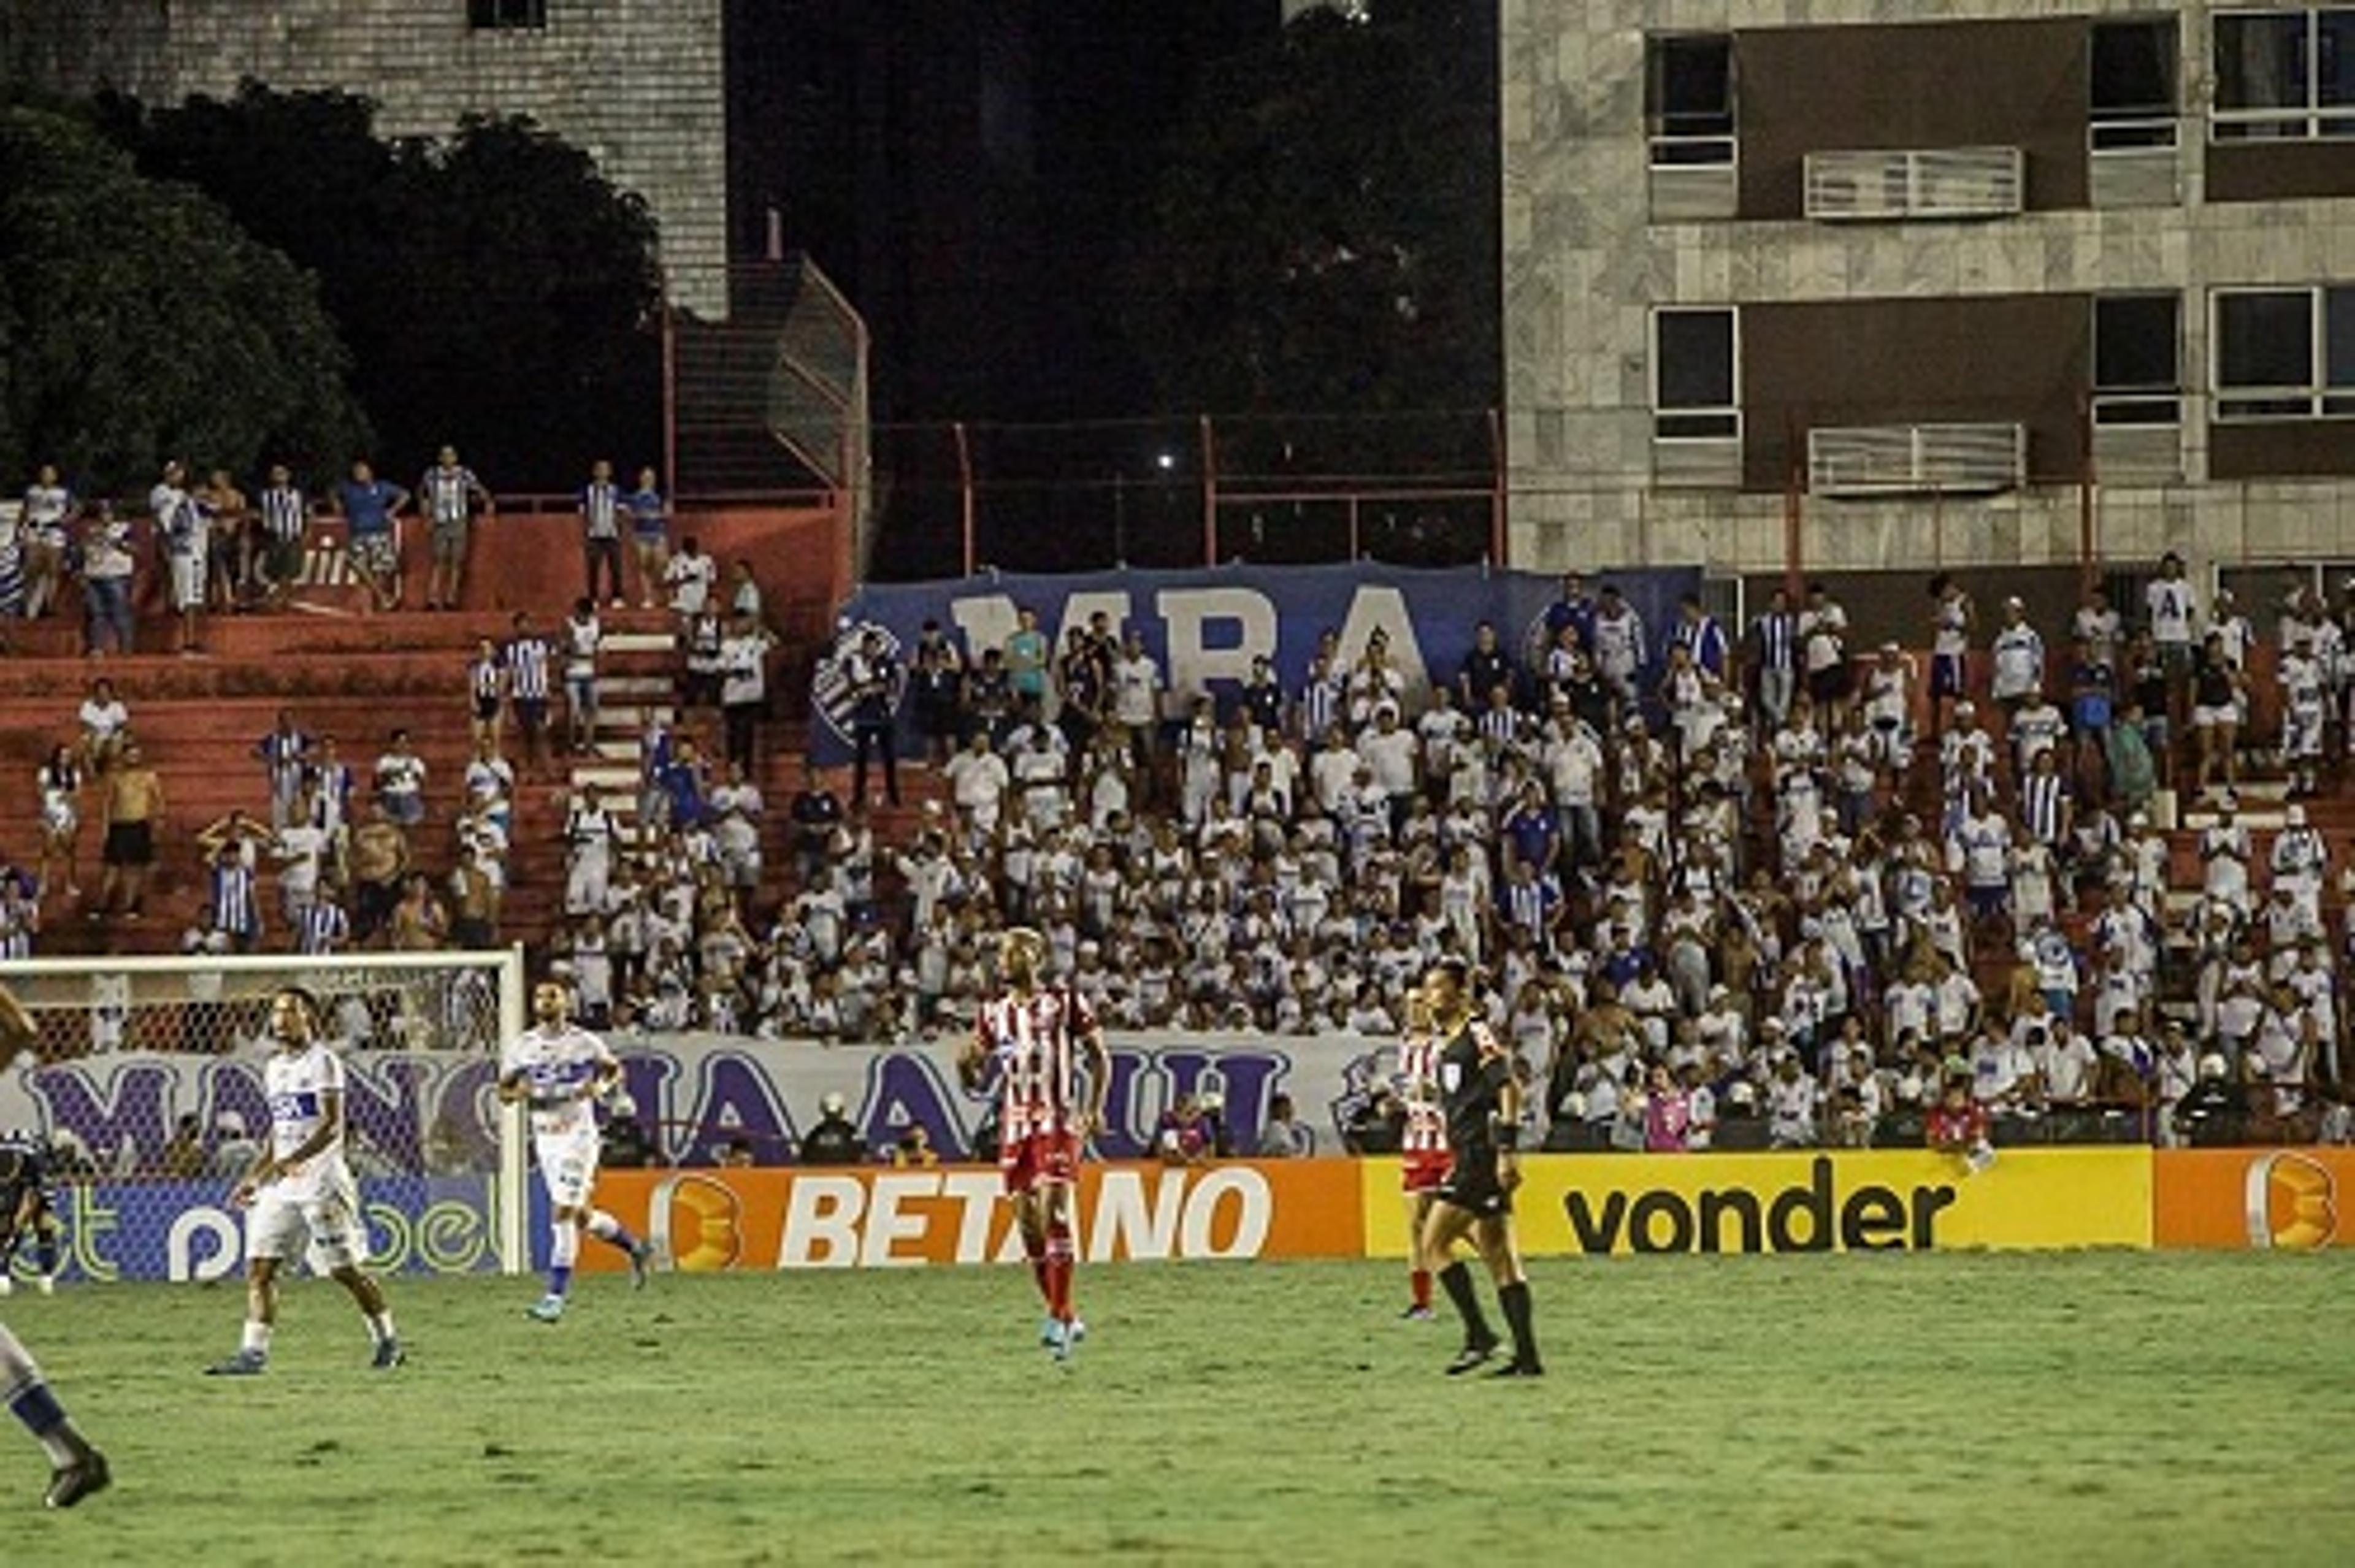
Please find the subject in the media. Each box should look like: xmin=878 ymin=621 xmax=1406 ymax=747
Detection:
xmin=6 ymin=1253 xmax=2354 ymax=1566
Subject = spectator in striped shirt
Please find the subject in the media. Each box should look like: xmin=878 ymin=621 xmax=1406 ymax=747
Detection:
xmin=504 ymin=612 xmax=554 ymax=776
xmin=196 ymin=817 xmax=269 ymax=952
xmin=296 ymin=889 xmax=351 ymax=956
xmin=255 ymin=712 xmax=311 ymax=831
xmin=1747 ymin=587 xmax=1799 ymax=729
xmin=579 ymin=460 xmax=626 ymax=608
xmin=419 ymin=445 xmax=492 ymax=612
xmin=256 ymin=465 xmax=309 ymax=611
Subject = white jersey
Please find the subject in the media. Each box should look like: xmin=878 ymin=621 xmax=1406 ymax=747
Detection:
xmin=502 ymin=1023 xmax=618 ymax=1141
xmin=264 ymin=1041 xmax=353 ymax=1199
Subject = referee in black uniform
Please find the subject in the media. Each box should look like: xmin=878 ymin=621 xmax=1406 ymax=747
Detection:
xmin=1419 ymin=960 xmax=1542 ymax=1377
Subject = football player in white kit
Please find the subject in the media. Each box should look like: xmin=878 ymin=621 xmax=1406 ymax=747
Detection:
xmin=207 ymin=987 xmax=404 ymax=1375
xmin=499 ymin=981 xmax=653 ymax=1322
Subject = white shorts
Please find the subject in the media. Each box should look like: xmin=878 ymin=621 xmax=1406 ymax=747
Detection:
xmin=248 ymin=1176 xmax=366 ymax=1271
xmin=169 ymin=553 xmax=205 ymax=611
xmin=535 ymin=1133 xmax=601 ymax=1210
xmin=2192 ymin=704 xmax=2235 ymax=729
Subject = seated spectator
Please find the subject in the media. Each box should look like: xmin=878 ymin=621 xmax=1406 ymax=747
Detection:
xmin=799 ymin=1091 xmax=867 ymax=1166
xmin=1256 ymin=1093 xmax=1314 ymax=1159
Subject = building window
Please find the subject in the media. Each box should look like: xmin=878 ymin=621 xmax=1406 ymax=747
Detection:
xmin=2213 ymin=286 xmax=2355 ymax=418
xmin=2212 ymin=7 xmax=2355 ymax=140
xmin=1652 ymin=307 xmax=1739 ymax=440
xmin=469 ymin=0 xmax=548 ymax=30
xmin=2090 ymin=18 xmax=2178 ymax=151
xmin=2093 ymin=294 xmax=2181 ymax=424
xmin=1646 ymin=35 xmax=1734 ymax=166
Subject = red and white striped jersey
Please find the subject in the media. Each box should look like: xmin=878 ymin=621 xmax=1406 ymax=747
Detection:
xmin=978 ymin=987 xmax=1100 ymax=1144
xmin=1395 ymin=1033 xmax=1448 ymax=1154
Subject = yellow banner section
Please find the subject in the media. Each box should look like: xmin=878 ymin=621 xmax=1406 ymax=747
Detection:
xmin=1362 ymin=1149 xmax=2152 ymax=1256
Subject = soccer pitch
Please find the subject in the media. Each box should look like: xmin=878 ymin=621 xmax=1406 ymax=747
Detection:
xmin=8 ymin=1254 xmax=2353 ymax=1566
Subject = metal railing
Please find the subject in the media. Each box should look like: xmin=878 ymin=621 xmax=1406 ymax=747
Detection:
xmin=1807 ymin=422 xmax=2026 ymax=496
xmin=1804 ymin=145 xmax=2024 ymax=221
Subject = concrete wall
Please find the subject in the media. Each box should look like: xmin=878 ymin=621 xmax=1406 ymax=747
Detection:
xmin=1501 ymin=0 xmax=2355 ymax=579
xmin=2 ymin=0 xmax=727 ymax=316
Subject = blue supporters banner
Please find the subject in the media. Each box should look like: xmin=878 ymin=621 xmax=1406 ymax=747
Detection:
xmin=808 ymin=562 xmax=1704 ymax=762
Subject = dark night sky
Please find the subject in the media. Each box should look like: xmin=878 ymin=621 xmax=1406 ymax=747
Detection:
xmin=729 ymin=0 xmax=1281 ymax=427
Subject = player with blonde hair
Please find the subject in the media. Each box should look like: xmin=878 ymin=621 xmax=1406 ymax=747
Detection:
xmin=959 ymin=927 xmax=1109 ymax=1361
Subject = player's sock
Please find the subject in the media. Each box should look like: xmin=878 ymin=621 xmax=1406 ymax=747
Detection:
xmin=1411 ymin=1268 xmax=1433 ymax=1310
xmin=1436 ymin=1262 xmax=1492 ymax=1345
xmin=1498 ymin=1280 xmax=1539 ymax=1367
xmin=240 ymin=1321 xmax=274 ymax=1358
xmin=585 ymin=1210 xmax=641 ymax=1255
xmin=1024 ymin=1231 xmax=1051 ymax=1310
xmin=32 ymin=1235 xmax=59 ymax=1280
xmin=0 ymin=1328 xmax=81 ymax=1466
xmin=1044 ymin=1218 xmax=1076 ymax=1323
xmin=548 ymin=1220 xmax=580 ymax=1298
xmin=366 ymin=1311 xmax=397 ymax=1347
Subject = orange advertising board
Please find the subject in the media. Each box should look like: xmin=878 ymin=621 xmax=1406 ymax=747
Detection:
xmin=2153 ymin=1148 xmax=2355 ymax=1250
xmin=581 ymin=1159 xmax=1366 ymax=1271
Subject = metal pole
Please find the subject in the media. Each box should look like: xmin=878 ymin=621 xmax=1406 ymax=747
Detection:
xmin=1783 ymin=416 xmax=1806 ymax=602
xmin=954 ymin=421 xmax=976 ymax=576
xmin=1113 ymin=471 xmax=1126 ymax=565
xmin=659 ymin=269 xmax=679 ymax=501
xmin=1347 ymin=495 xmax=1361 ymax=561
xmin=1487 ymin=406 xmax=1507 ymax=567
xmin=1200 ymin=414 xmax=1219 ymax=567
xmin=2078 ymin=392 xmax=2099 ymax=597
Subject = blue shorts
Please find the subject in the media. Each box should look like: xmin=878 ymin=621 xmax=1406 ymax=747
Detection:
xmin=1968 ymin=884 xmax=2010 ymax=919
xmin=1931 ymin=654 xmax=1966 ymax=698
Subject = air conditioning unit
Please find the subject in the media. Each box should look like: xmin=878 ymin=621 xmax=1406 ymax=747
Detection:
xmin=1809 ymin=423 xmax=2026 ymax=496
xmin=1804 ymin=147 xmax=2023 ymax=221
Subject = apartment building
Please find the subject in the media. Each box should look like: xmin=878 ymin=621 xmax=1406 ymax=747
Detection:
xmin=1502 ymin=2 xmax=2355 ymax=594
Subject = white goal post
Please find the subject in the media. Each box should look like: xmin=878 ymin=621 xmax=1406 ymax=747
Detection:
xmin=0 ymin=949 xmax=529 ymax=1282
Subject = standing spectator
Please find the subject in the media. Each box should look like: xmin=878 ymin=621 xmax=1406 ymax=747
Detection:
xmin=681 ymin=602 xmax=725 ymax=709
xmin=789 ymin=760 xmax=843 ymax=891
xmin=78 ymin=502 xmax=137 ymax=656
xmin=1671 ymin=593 xmax=1729 ymax=678
xmin=2190 ymin=630 xmax=2246 ymax=793
xmin=195 ymin=817 xmax=267 ymax=952
xmin=1927 ymin=573 xmax=1974 ymax=736
xmin=625 ymin=466 xmax=668 ymax=608
xmin=254 ymin=710 xmax=312 ymax=830
xmin=1003 ymin=605 xmax=1051 ymax=716
xmin=1747 ymin=587 xmax=1799 ymax=729
xmin=1589 ymin=584 xmax=1648 ymax=716
xmin=373 ymin=729 xmax=429 ymax=828
xmin=36 ymin=743 xmax=84 ymax=898
xmin=1988 ymin=597 xmax=2045 ymax=714
xmin=419 ymin=445 xmax=492 ymax=611
xmin=578 ymin=460 xmax=626 ymax=608
xmin=846 ymin=629 xmax=903 ymax=807
xmin=255 ymin=464 xmax=310 ymax=611
xmin=77 ymin=678 xmax=130 ymax=773
xmin=2067 ymin=636 xmax=2115 ymax=804
xmin=20 ymin=462 xmax=76 ymax=619
xmin=1801 ymin=583 xmax=1851 ymax=723
xmin=563 ymin=598 xmax=603 ymax=756
xmin=0 ymin=485 xmax=25 ymax=616
xmin=94 ymin=744 xmax=163 ymax=918
xmin=466 ymin=637 xmax=506 ymax=754
xmin=349 ymin=804 xmax=411 ymax=947
xmin=911 ymin=638 xmax=966 ymax=765
xmin=505 ymin=613 xmax=554 ymax=777
xmin=2278 ymin=627 xmax=2329 ymax=798
xmin=151 ymin=460 xmax=209 ymax=656
xmin=1458 ymin=620 xmax=1515 ymax=711
xmin=195 ymin=467 xmax=250 ymax=610
xmin=562 ymin=781 xmax=619 ymax=919
xmin=664 ymin=535 xmax=716 ymax=621
xmin=333 ymin=459 xmax=410 ymax=613
xmin=719 ymin=611 xmax=776 ymax=773
xmin=2145 ymin=551 xmax=2198 ymax=698
xmin=727 ymin=559 xmax=764 ymax=624
xmin=1110 ymin=630 xmax=1164 ymax=803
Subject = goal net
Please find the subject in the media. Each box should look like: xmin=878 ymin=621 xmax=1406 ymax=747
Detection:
xmin=0 ymin=950 xmax=527 ymax=1284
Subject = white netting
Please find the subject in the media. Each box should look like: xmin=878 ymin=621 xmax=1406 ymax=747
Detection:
xmin=0 ymin=952 xmax=525 ymax=1283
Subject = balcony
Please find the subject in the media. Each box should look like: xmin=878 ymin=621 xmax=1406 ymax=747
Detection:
xmin=1808 ymin=423 xmax=2026 ymax=497
xmin=1648 ymin=135 xmax=1739 ymax=222
xmin=1804 ymin=146 xmax=2024 ymax=221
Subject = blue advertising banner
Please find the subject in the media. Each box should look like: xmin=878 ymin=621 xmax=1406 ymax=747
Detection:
xmin=15 ymin=1177 xmax=500 ymax=1285
xmin=808 ymin=562 xmax=1704 ymax=760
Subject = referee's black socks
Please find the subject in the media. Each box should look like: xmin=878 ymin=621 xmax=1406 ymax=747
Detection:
xmin=1438 ymin=1261 xmax=1491 ymax=1345
xmin=1499 ymin=1280 xmax=1538 ymax=1368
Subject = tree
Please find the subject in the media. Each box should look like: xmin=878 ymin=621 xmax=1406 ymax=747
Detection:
xmin=1120 ymin=4 xmax=1500 ymax=473
xmin=0 ymin=104 xmax=367 ymax=492
xmin=103 ymin=84 xmax=662 ymax=492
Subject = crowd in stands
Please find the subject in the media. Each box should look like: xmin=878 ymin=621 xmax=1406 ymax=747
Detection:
xmin=12 ymin=447 xmax=2355 ymax=1150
